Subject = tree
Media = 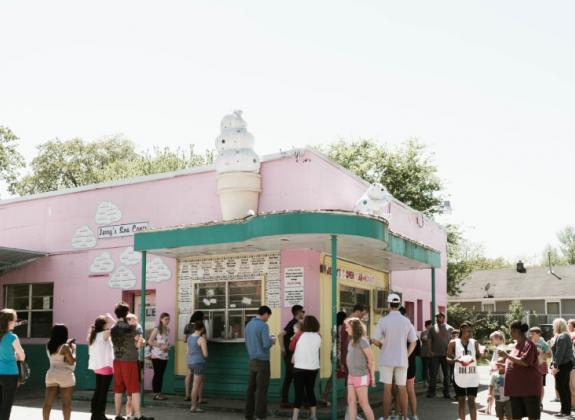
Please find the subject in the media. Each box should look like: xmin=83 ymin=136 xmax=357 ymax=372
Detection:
xmin=447 ymin=303 xmax=499 ymax=341
xmin=557 ymin=226 xmax=575 ymax=264
xmin=10 ymin=138 xmax=213 ymax=196
xmin=505 ymin=300 xmax=526 ymax=326
xmin=320 ymin=139 xmax=444 ymax=215
xmin=541 ymin=244 xmax=566 ymax=267
xmin=0 ymin=127 xmax=25 ymax=193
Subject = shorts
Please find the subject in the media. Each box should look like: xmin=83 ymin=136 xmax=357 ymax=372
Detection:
xmin=347 ymin=374 xmax=370 ymax=388
xmin=510 ymin=396 xmax=540 ymax=419
xmin=45 ymin=370 xmax=75 ymax=388
xmin=453 ymin=382 xmax=478 ymax=397
xmin=113 ymin=360 xmax=141 ymax=395
xmin=495 ymin=400 xmax=512 ymax=418
xmin=188 ymin=363 xmax=206 ymax=376
xmin=379 ymin=366 xmax=407 ymax=386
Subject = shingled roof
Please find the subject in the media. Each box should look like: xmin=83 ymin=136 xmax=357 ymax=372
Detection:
xmin=451 ymin=265 xmax=575 ymax=300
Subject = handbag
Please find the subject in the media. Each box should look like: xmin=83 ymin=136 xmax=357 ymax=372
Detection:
xmin=17 ymin=360 xmax=30 ymax=385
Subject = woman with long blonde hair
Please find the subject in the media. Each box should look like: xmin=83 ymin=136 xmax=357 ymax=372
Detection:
xmin=344 ymin=317 xmax=375 ymax=420
xmin=550 ymin=318 xmax=574 ymax=417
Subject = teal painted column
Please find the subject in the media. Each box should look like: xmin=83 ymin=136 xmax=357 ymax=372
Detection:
xmin=431 ymin=267 xmax=436 ymax=320
xmin=330 ymin=235 xmax=338 ymax=420
xmin=140 ymin=251 xmax=147 ymax=404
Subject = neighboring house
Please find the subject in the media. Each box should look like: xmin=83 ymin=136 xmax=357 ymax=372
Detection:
xmin=449 ymin=262 xmax=575 ymax=323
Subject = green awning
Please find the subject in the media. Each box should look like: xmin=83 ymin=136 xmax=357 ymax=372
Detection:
xmin=0 ymin=247 xmax=47 ymax=275
xmin=134 ymin=211 xmax=440 ymax=271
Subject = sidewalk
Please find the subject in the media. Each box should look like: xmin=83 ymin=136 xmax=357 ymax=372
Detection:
xmin=11 ymin=367 xmax=567 ymax=419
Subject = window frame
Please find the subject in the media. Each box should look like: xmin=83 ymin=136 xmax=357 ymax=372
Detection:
xmin=482 ymin=302 xmax=495 ymax=313
xmin=3 ymin=283 xmax=54 ymax=338
xmin=545 ymin=300 xmax=561 ymax=315
xmin=192 ymin=277 xmax=264 ymax=342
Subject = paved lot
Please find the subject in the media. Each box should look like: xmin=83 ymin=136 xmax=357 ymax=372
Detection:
xmin=11 ymin=367 xmax=569 ymax=419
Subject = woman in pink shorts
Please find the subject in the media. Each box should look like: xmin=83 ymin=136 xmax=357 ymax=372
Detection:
xmin=345 ymin=318 xmax=376 ymax=420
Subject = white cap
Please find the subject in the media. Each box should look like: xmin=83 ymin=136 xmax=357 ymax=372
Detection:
xmin=387 ymin=293 xmax=401 ymax=304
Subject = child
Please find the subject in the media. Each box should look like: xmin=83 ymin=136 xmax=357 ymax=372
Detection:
xmin=288 ymin=321 xmax=303 ymax=355
xmin=488 ymin=357 xmax=511 ymax=420
xmin=529 ymin=327 xmax=551 ymax=405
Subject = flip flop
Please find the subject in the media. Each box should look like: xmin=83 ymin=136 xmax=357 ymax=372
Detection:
xmin=190 ymin=408 xmax=205 ymax=413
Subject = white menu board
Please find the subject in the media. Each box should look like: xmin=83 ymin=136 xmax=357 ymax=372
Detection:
xmin=177 ymin=252 xmax=281 ymax=318
xmin=284 ymin=267 xmax=304 ymax=307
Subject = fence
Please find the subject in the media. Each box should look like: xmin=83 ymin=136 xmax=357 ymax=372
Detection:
xmin=479 ymin=311 xmax=575 ymax=327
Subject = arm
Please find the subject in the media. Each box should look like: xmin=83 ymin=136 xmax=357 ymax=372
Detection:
xmin=261 ymin=324 xmax=273 ymax=350
xmin=62 ymin=344 xmax=76 ymax=365
xmin=407 ymin=340 xmax=417 ymax=357
xmin=12 ymin=337 xmax=25 ymax=362
xmin=370 ymin=321 xmax=383 ymax=348
xmin=475 ymin=340 xmax=482 ymax=362
xmin=148 ymin=328 xmax=159 ymax=347
xmin=406 ymin=326 xmax=418 ymax=357
xmin=445 ymin=340 xmax=457 ymax=365
xmin=199 ymin=336 xmax=208 ymax=359
xmin=427 ymin=329 xmax=434 ymax=356
xmin=498 ymin=346 xmax=530 ymax=367
xmin=362 ymin=346 xmax=376 ymax=386
xmin=278 ymin=330 xmax=287 ymax=355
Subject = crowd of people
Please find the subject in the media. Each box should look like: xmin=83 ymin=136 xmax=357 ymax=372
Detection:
xmin=1 ymin=298 xmax=575 ymax=420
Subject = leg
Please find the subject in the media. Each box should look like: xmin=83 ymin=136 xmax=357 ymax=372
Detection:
xmin=320 ymin=375 xmax=332 ymax=403
xmin=0 ymin=375 xmax=19 ymax=420
xmin=467 ymin=396 xmax=477 ymax=420
xmin=305 ymin=370 xmax=318 ymax=418
xmin=281 ymin=354 xmax=294 ymax=404
xmin=440 ymin=357 xmax=450 ymax=396
xmin=570 ymin=369 xmax=575 ymax=408
xmin=457 ymin=396 xmax=466 ymax=420
xmin=422 ymin=357 xmax=430 ymax=383
xmin=42 ymin=386 xmax=59 ymax=420
xmin=407 ymin=378 xmax=417 ymax=417
xmin=347 ymin=384 xmax=358 ymax=420
xmin=427 ymin=357 xmax=439 ymax=395
xmin=292 ymin=370 xmax=305 ymax=417
xmin=185 ymin=370 xmax=193 ymax=399
xmin=114 ymin=393 xmax=123 ymax=417
xmin=191 ymin=375 xmax=204 ymax=411
xmin=91 ymin=374 xmax=101 ymax=416
xmin=245 ymin=362 xmax=257 ymax=419
xmin=255 ymin=361 xmax=270 ymax=419
xmin=383 ymin=383 xmax=393 ymax=418
xmin=158 ymin=359 xmax=168 ymax=395
xmin=130 ymin=392 xmax=142 ymax=418
xmin=396 ymin=385 xmax=408 ymax=420
xmin=60 ymin=387 xmax=74 ymax=420
xmin=152 ymin=358 xmax=161 ymax=395
xmin=356 ymin=386 xmax=375 ymax=420
xmin=556 ymin=365 xmax=571 ymax=414
xmin=126 ymin=395 xmax=132 ymax=417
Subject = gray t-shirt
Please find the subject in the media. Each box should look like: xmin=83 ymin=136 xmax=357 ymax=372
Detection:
xmin=111 ymin=320 xmax=139 ymax=361
xmin=420 ymin=330 xmax=431 ymax=357
xmin=428 ymin=323 xmax=453 ymax=356
xmin=346 ymin=337 xmax=370 ymax=376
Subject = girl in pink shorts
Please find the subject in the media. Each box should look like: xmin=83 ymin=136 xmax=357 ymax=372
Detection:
xmin=345 ymin=318 xmax=376 ymax=420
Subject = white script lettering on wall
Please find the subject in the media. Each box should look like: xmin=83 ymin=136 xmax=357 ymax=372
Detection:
xmin=97 ymin=222 xmax=149 ymax=239
xmin=109 ymin=266 xmax=137 ymax=289
xmin=120 ymin=247 xmax=142 ymax=265
xmin=146 ymin=257 xmax=171 ymax=283
xmin=71 ymin=225 xmax=97 ymax=249
xmin=90 ymin=252 xmax=115 ymax=273
xmin=284 ymin=267 xmax=304 ymax=307
xmin=95 ymin=201 xmax=123 ymax=225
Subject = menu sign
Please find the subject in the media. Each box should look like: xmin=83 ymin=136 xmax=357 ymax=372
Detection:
xmin=284 ymin=267 xmax=304 ymax=307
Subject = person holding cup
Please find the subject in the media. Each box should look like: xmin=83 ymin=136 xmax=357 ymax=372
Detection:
xmin=245 ymin=306 xmax=275 ymax=420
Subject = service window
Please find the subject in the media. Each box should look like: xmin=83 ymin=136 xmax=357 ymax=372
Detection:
xmin=4 ymin=283 xmax=53 ymax=338
xmin=194 ymin=279 xmax=262 ymax=341
xmin=339 ymin=285 xmax=371 ymax=330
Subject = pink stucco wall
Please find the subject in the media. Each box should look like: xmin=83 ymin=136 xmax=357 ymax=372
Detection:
xmin=0 ymin=149 xmax=446 ymax=344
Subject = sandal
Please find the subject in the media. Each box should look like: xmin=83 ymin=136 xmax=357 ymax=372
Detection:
xmin=190 ymin=408 xmax=205 ymax=413
xmin=153 ymin=395 xmax=168 ymax=401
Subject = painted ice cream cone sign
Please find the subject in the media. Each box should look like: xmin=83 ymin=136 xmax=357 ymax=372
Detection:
xmin=215 ymin=110 xmax=262 ymax=221
xmin=353 ymin=183 xmax=392 ymax=221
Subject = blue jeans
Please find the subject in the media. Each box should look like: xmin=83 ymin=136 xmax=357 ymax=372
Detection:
xmin=428 ymin=356 xmax=450 ymax=395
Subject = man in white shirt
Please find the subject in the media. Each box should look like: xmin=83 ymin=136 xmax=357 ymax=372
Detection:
xmin=371 ymin=293 xmax=417 ymax=420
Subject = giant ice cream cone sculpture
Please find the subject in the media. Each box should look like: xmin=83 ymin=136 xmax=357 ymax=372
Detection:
xmin=215 ymin=110 xmax=262 ymax=221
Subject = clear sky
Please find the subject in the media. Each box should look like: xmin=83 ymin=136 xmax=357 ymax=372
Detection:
xmin=1 ymin=1 xmax=574 ymax=263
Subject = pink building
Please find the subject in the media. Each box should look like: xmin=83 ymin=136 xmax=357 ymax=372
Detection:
xmin=0 ymin=145 xmax=446 ymax=399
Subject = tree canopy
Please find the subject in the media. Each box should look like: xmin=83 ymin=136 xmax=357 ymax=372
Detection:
xmin=0 ymin=127 xmax=25 ymax=193
xmin=320 ymin=138 xmax=444 ymax=215
xmin=9 ymin=137 xmax=213 ymax=196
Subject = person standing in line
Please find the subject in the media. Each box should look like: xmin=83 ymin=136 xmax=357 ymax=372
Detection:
xmin=398 ymin=306 xmax=420 ymax=420
xmin=277 ymin=304 xmax=305 ymax=408
xmin=0 ymin=309 xmax=26 ymax=420
xmin=187 ymin=321 xmax=208 ymax=413
xmin=318 ymin=311 xmax=347 ymax=406
xmin=426 ymin=312 xmax=453 ymax=399
xmin=345 ymin=317 xmax=376 ymax=420
xmin=183 ymin=311 xmax=205 ymax=403
xmin=43 ymin=324 xmax=77 ymax=420
xmin=497 ymin=320 xmax=541 ymax=420
xmin=148 ymin=313 xmax=171 ymax=401
xmin=447 ymin=322 xmax=481 ymax=420
xmin=488 ymin=357 xmax=512 ymax=420
xmin=371 ymin=294 xmax=417 ymax=420
xmin=291 ymin=315 xmax=321 ymax=420
xmin=110 ymin=302 xmax=153 ymax=420
xmin=528 ymin=327 xmax=551 ymax=408
xmin=88 ymin=314 xmax=116 ymax=420
xmin=419 ymin=320 xmax=433 ymax=385
xmin=245 ymin=306 xmax=275 ymax=420
xmin=550 ymin=318 xmax=574 ymax=417
xmin=567 ymin=319 xmax=575 ymax=409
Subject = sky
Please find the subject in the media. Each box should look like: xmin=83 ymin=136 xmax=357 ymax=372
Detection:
xmin=1 ymin=1 xmax=574 ymax=263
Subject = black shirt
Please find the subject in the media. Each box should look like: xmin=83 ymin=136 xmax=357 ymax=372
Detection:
xmin=407 ymin=339 xmax=421 ymax=379
xmin=283 ymin=318 xmax=298 ymax=352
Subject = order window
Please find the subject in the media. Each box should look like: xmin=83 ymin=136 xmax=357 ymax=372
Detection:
xmin=4 ymin=283 xmax=53 ymax=338
xmin=339 ymin=285 xmax=371 ymax=332
xmin=194 ymin=279 xmax=262 ymax=341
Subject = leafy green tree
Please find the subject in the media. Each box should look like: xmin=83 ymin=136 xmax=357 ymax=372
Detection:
xmin=10 ymin=138 xmax=213 ymax=196
xmin=447 ymin=303 xmax=499 ymax=341
xmin=320 ymin=139 xmax=444 ymax=215
xmin=0 ymin=127 xmax=25 ymax=192
xmin=505 ymin=300 xmax=526 ymax=326
xmin=557 ymin=226 xmax=575 ymax=264
xmin=541 ymin=244 xmax=566 ymax=267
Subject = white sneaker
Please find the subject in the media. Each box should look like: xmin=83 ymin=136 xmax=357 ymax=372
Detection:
xmin=412 ymin=416 xmax=420 ymax=420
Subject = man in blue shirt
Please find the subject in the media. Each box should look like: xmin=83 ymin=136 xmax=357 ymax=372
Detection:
xmin=245 ymin=306 xmax=275 ymax=420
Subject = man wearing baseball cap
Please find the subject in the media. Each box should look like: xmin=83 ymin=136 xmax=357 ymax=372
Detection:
xmin=371 ymin=293 xmax=417 ymax=420
xmin=426 ymin=312 xmax=454 ymax=399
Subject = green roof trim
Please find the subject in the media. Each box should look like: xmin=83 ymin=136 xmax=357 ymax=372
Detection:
xmin=134 ymin=212 xmax=441 ymax=268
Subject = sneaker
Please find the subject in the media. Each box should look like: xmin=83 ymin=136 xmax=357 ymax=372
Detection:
xmin=115 ymin=417 xmax=126 ymax=420
xmin=135 ymin=417 xmax=155 ymax=420
xmin=412 ymin=416 xmax=420 ymax=420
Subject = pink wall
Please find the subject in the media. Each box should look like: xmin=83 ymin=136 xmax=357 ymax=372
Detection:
xmin=0 ymin=149 xmax=447 ymax=338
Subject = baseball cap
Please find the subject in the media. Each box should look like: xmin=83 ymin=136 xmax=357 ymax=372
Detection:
xmin=387 ymin=293 xmax=401 ymax=304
